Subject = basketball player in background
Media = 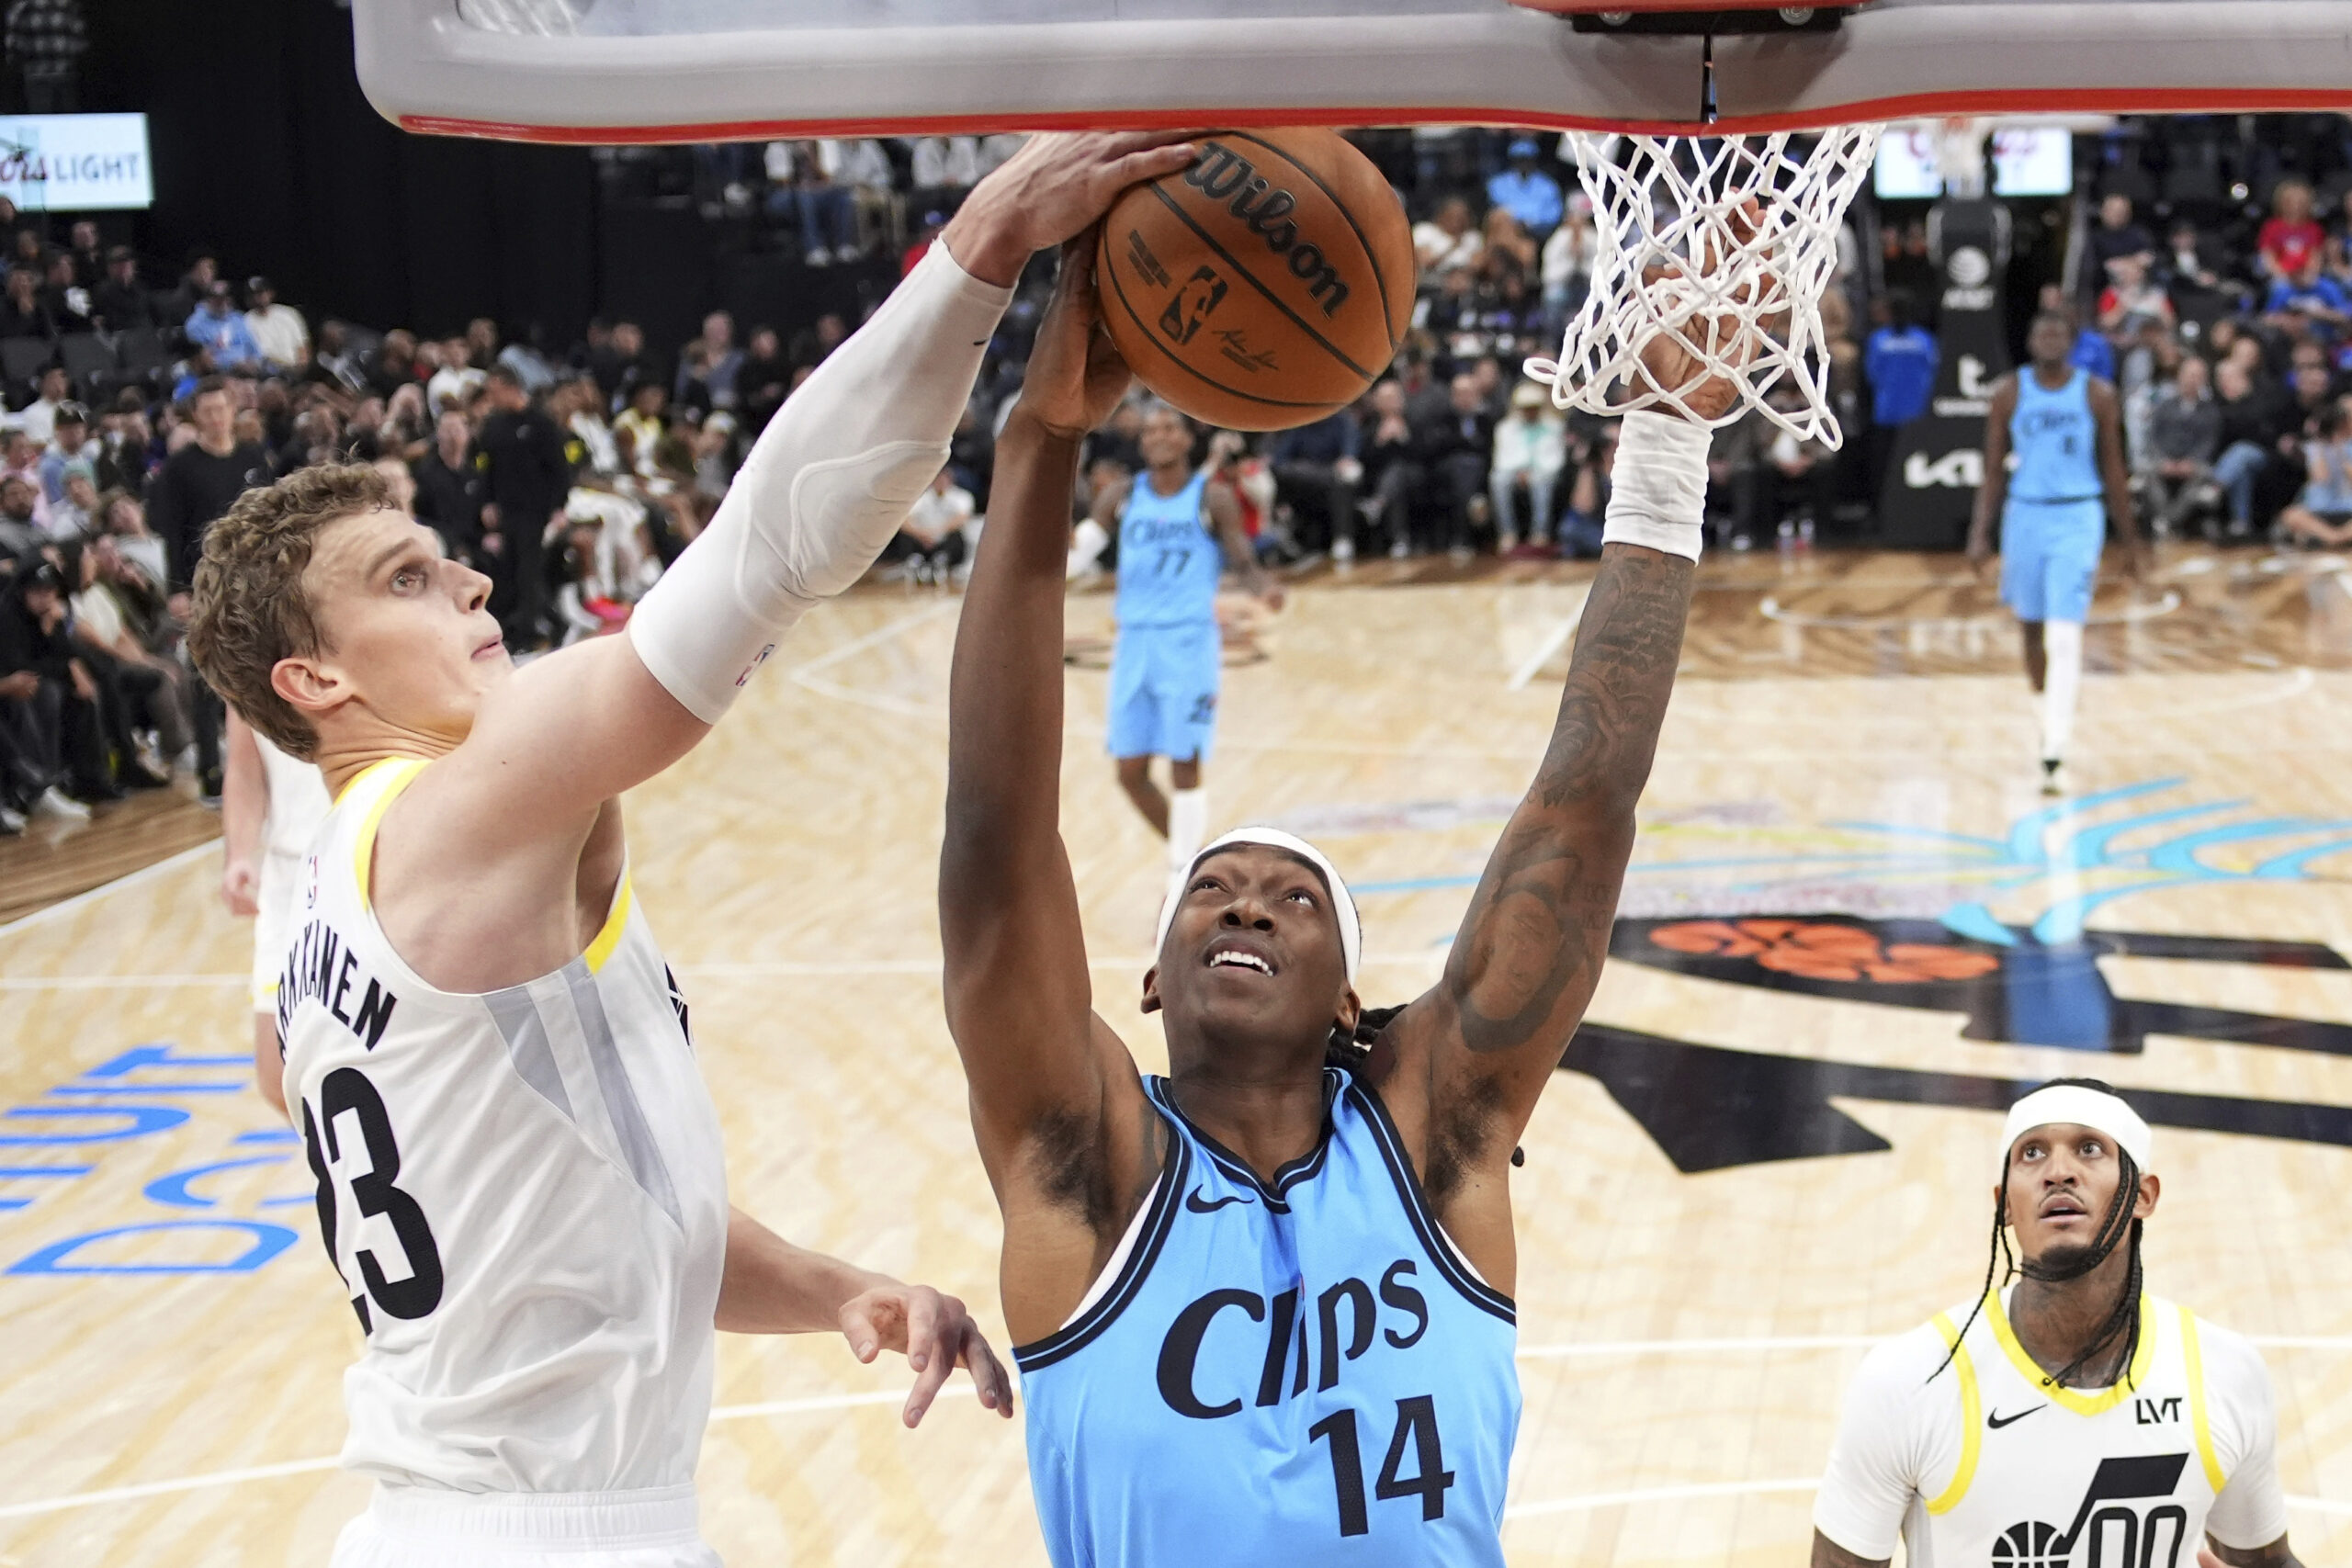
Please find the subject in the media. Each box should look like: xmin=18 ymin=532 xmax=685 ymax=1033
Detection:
xmin=1968 ymin=310 xmax=2143 ymax=795
xmin=219 ymin=708 xmax=332 ymax=1114
xmin=939 ymin=232 xmax=1733 ymax=1563
xmin=184 ymin=132 xmax=1196 ymax=1568
xmin=1813 ymin=1080 xmax=2301 ymax=1568
xmin=1091 ymin=409 xmax=1279 ymax=891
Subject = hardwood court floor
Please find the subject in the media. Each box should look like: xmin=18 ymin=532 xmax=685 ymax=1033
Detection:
xmin=3 ymin=545 xmax=2349 ymax=1566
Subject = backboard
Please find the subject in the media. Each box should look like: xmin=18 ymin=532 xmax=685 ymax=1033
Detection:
xmin=356 ymin=0 xmax=2352 ymax=143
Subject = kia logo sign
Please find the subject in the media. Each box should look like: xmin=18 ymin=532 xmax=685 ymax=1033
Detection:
xmin=1905 ymin=449 xmax=1984 ymax=489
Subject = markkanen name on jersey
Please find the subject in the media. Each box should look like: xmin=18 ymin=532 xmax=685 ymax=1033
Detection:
xmin=279 ymin=918 xmax=400 ymax=1050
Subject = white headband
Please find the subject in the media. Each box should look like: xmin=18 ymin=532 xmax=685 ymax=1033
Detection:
xmin=2001 ymin=1085 xmax=2154 ymax=1175
xmin=1154 ymin=827 xmax=1362 ymax=982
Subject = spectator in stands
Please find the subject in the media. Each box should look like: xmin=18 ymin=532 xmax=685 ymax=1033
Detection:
xmin=2280 ymin=400 xmax=2352 ymax=546
xmin=2088 ymin=193 xmax=2156 ymax=289
xmin=675 ymin=310 xmax=743 ymax=413
xmin=764 ymin=139 xmax=859 ymax=265
xmin=738 ymin=324 xmax=789 ymax=434
xmin=411 ymin=406 xmax=488 ymax=561
xmin=61 ymin=538 xmax=179 ymax=784
xmin=476 ymin=362 xmax=574 ymax=647
xmin=789 ymin=311 xmax=848 ymax=377
xmin=426 ymin=334 xmax=486 ymax=415
xmin=2098 ymin=254 xmax=2177 ymax=340
xmin=38 ymin=400 xmax=91 ymax=503
xmin=65 ymin=220 xmax=98 ymax=288
xmin=0 ymin=265 xmax=51 ymax=339
xmin=16 ymin=366 xmax=66 ymax=446
xmin=1864 ymin=289 xmax=1937 ymax=501
xmin=40 ymin=253 xmax=88 ymax=332
xmin=1708 ymin=411 xmax=1767 ymax=551
xmin=2212 ymin=355 xmax=2300 ymax=539
xmin=826 ymin=138 xmax=901 ymax=257
xmin=93 ymin=245 xmax=159 ymax=333
xmin=146 ymin=377 xmax=269 ymax=591
xmin=244 ymin=276 xmax=309 ymax=373
xmin=909 ymin=135 xmax=980 ymax=217
xmin=886 ymin=466 xmax=974 ymax=583
xmin=2139 ymin=354 xmax=2222 ymax=536
xmin=0 ymin=558 xmax=108 ymax=813
xmin=2163 ymin=219 xmax=2233 ymax=299
xmin=1266 ymin=408 xmax=1363 ymax=562
xmin=1487 ymin=139 xmax=1563 ymax=241
xmin=184 ymin=279 xmax=263 ymax=371
xmin=1412 ymin=371 xmax=1495 ymax=558
xmin=368 ymin=329 xmax=420 ymax=400
xmin=1359 ymin=378 xmax=1419 ymax=558
xmin=1539 ymin=197 xmax=1592 ymax=333
xmin=46 ymin=467 xmax=96 ymax=536
xmin=0 ymin=467 xmax=43 ymax=542
xmin=1488 ymin=381 xmax=1566 ymax=555
xmin=614 ymin=380 xmax=668 ymax=479
xmin=2264 ymin=254 xmax=2351 ymax=333
xmin=93 ymin=404 xmax=152 ymax=497
xmin=96 ymin=489 xmax=165 ymax=588
xmin=1412 ymin=197 xmax=1483 ymax=281
xmin=2260 ymin=178 xmax=2325 ymax=282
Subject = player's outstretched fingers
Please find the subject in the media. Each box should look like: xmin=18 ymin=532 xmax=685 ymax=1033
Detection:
xmin=960 ymin=1319 xmax=1016 ymax=1419
xmin=899 ymin=1288 xmax=956 ymax=1427
xmin=839 ymin=1293 xmax=887 ymax=1364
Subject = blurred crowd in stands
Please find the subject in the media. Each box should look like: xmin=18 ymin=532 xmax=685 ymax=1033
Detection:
xmin=12 ymin=116 xmax=2352 ymax=835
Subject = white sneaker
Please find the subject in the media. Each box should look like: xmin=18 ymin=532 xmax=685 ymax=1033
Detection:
xmin=36 ymin=786 xmax=91 ymax=820
xmin=807 ymin=247 xmax=832 ymax=267
xmin=2041 ymin=756 xmax=2065 ymax=796
xmin=1389 ymin=538 xmax=1410 ymax=559
xmin=0 ymin=805 xmax=24 ymax=834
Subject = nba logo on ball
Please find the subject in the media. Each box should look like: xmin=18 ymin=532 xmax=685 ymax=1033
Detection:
xmin=1098 ymin=129 xmax=1416 ymax=432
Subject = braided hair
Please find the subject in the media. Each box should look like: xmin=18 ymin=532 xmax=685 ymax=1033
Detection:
xmin=1328 ymin=1006 xmax=1525 ymax=1168
xmin=1930 ymin=1077 xmax=2145 ymax=1391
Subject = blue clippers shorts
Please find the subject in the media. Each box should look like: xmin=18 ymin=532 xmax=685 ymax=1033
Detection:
xmin=2000 ymin=499 xmax=2105 ymax=624
xmin=1106 ymin=620 xmax=1221 ymax=762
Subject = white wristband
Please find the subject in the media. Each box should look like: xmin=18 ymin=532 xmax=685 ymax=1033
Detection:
xmin=1602 ymin=411 xmax=1713 ymax=562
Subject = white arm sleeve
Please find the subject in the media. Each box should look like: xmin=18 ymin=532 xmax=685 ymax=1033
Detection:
xmin=627 ymin=241 xmax=1013 ymax=721
xmin=1602 ymin=410 xmax=1712 ymax=562
xmin=2201 ymin=1326 xmax=2292 ymax=1552
xmin=1814 ymin=1335 xmax=1946 ymax=1562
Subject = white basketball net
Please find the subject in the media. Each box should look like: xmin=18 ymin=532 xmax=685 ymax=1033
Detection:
xmin=1526 ymin=126 xmax=1883 ymax=450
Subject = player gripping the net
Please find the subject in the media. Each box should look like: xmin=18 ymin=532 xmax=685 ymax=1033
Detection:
xmin=937 ymin=211 xmax=1759 ymax=1561
xmin=185 ymin=132 xmax=1199 ymax=1568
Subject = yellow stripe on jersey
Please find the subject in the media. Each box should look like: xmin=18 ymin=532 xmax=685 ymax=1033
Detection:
xmin=2179 ymin=1303 xmax=2228 ymax=1494
xmin=334 ymin=753 xmax=414 ymax=807
xmin=353 ymin=759 xmax=429 ymax=911
xmin=1926 ymin=1310 xmax=1982 ymax=1515
xmin=1985 ymin=1289 xmax=2157 ymax=1416
xmin=584 ymin=872 xmax=633 ymax=975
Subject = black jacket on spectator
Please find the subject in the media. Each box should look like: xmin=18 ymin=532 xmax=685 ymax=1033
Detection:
xmin=2219 ymin=380 xmax=2298 ymax=454
xmin=1411 ymin=405 xmax=1495 ymax=468
xmin=477 ymin=404 xmax=574 ymax=642
xmin=0 ymin=297 xmax=52 ymax=340
xmin=92 ymin=279 xmax=161 ymax=333
xmin=0 ymin=589 xmax=74 ymax=681
xmin=147 ymin=440 xmax=271 ymax=589
xmin=412 ymin=448 xmax=490 ymax=556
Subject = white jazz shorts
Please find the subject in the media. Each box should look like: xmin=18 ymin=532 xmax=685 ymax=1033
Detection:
xmin=251 ymin=848 xmax=304 ymax=1015
xmin=331 ymin=1483 xmax=722 ymax=1568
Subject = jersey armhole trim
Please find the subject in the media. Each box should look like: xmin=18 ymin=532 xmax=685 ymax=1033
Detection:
xmin=1345 ymin=1073 xmax=1516 ymax=1326
xmin=1012 ymin=1099 xmax=1190 ymax=1375
xmin=1925 ymin=1310 xmax=1982 ymax=1515
xmin=352 ymin=759 xmax=430 ymax=913
xmin=584 ymin=872 xmax=633 ymax=975
xmin=2179 ymin=1302 xmax=2229 ymax=1495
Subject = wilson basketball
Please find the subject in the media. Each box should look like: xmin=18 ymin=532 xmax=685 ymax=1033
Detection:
xmin=1096 ymin=129 xmax=1415 ymax=432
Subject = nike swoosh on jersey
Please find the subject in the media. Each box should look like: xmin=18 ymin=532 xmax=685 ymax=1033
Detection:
xmin=1184 ymin=1188 xmax=1250 ymax=1213
xmin=1987 ymin=1404 xmax=2047 ymax=1429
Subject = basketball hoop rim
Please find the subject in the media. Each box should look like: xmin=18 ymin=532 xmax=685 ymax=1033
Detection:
xmin=398 ymin=85 xmax=2352 ymax=145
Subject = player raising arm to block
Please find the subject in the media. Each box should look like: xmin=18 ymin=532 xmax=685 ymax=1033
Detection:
xmin=185 ymin=132 xmax=1198 ymax=1568
xmin=938 ymin=233 xmax=1737 ymax=1564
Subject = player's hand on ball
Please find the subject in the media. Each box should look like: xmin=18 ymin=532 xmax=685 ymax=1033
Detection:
xmin=839 ymin=1282 xmax=1016 ymax=1427
xmin=946 ymin=131 xmax=1203 ymax=287
xmin=1019 ymin=231 xmax=1134 ymax=441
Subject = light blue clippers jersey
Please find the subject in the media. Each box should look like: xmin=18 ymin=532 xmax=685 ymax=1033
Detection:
xmin=1114 ymin=468 xmax=1222 ymax=629
xmin=1016 ymin=1066 xmax=1521 ymax=1568
xmin=2007 ymin=367 xmax=2103 ymax=503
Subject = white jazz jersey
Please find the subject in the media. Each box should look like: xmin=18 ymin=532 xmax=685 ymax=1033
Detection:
xmin=251 ymin=731 xmax=332 ymax=1013
xmin=1815 ymin=1287 xmax=2290 ymax=1568
xmin=280 ymin=757 xmax=730 ymax=1496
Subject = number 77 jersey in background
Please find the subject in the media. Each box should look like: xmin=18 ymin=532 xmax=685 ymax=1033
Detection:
xmin=1013 ymin=1066 xmax=1521 ymax=1567
xmin=283 ymin=756 xmax=732 ymax=1495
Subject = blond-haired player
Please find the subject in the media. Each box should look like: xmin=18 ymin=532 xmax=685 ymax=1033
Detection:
xmin=186 ymin=132 xmax=1198 ymax=1568
xmin=1813 ymin=1080 xmax=2302 ymax=1568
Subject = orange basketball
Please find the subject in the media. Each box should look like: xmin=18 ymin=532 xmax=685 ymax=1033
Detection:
xmin=1096 ymin=129 xmax=1416 ymax=432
